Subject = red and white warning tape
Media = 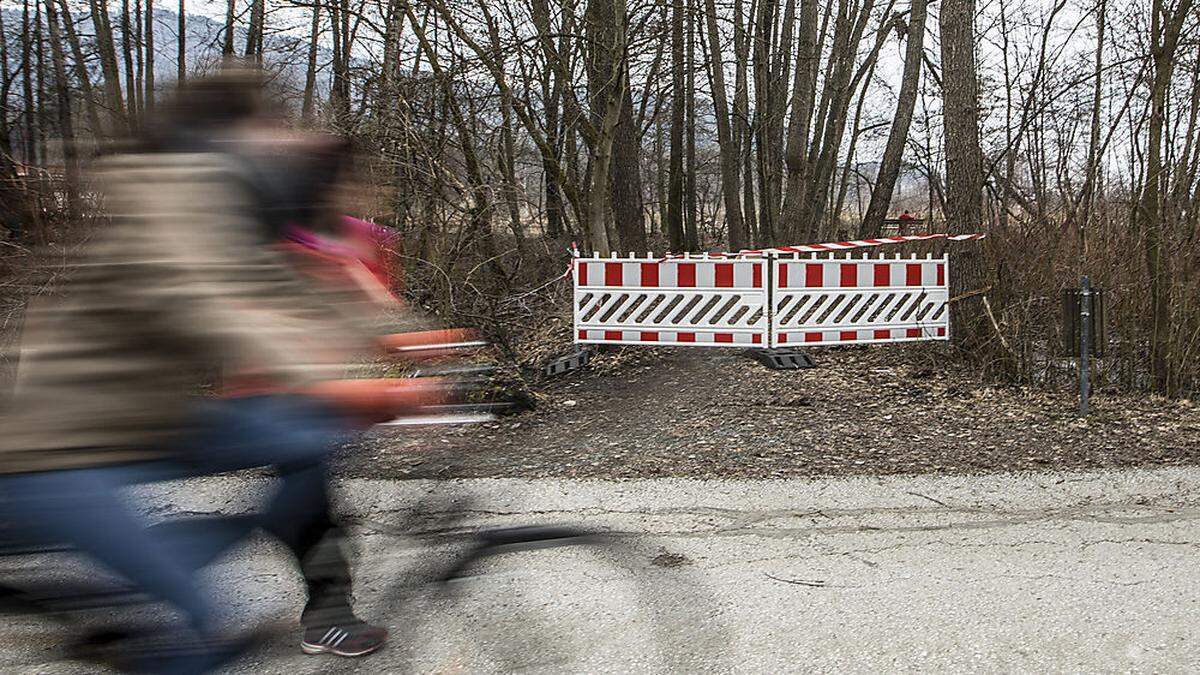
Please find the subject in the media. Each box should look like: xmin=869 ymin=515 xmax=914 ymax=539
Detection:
xmin=570 ymin=232 xmax=984 ymax=260
xmin=552 ymin=232 xmax=983 ymax=289
xmin=688 ymin=232 xmax=986 ymax=259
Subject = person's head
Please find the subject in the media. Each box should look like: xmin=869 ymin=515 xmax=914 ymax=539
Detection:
xmin=264 ymin=135 xmax=354 ymax=235
xmin=145 ymin=64 xmax=353 ymax=237
xmin=145 ymin=65 xmax=271 ymax=153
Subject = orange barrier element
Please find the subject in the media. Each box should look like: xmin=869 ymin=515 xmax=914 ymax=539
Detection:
xmin=379 ymin=329 xmax=485 ymax=361
xmin=303 ymin=377 xmax=452 ymax=425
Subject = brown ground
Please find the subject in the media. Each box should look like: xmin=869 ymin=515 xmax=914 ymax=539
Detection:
xmin=342 ymin=345 xmax=1200 ymax=479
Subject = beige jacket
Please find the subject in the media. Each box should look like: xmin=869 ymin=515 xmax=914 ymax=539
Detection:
xmin=0 ymin=153 xmax=366 ymax=473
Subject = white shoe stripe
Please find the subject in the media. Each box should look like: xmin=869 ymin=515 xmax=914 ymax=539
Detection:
xmin=332 ymin=632 xmax=349 ymax=646
xmin=321 ymin=627 xmax=337 ymax=643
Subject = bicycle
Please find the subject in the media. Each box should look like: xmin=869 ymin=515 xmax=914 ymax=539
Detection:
xmin=0 ymin=466 xmax=731 ymax=673
xmin=0 ymin=353 xmax=731 ymax=672
xmin=340 ymin=482 xmax=732 ymax=673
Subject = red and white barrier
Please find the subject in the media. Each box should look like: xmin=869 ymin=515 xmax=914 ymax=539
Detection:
xmin=574 ymin=256 xmax=768 ymax=347
xmin=573 ymin=233 xmax=972 ymax=349
xmin=771 ymin=255 xmax=948 ymax=347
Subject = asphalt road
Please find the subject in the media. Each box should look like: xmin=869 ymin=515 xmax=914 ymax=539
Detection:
xmin=5 ymin=467 xmax=1200 ymax=673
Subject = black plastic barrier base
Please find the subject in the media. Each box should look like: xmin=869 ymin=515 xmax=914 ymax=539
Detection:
xmin=543 ymin=348 xmax=592 ymax=377
xmin=744 ymin=348 xmax=817 ymax=370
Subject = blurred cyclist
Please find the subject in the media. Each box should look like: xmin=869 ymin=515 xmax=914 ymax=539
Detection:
xmin=0 ymin=67 xmax=391 ymax=669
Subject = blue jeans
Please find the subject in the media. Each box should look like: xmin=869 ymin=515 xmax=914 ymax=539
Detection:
xmin=0 ymin=395 xmax=350 ymax=633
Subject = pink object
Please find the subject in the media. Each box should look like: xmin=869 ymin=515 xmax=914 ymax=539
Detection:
xmin=284 ymin=216 xmax=403 ymax=292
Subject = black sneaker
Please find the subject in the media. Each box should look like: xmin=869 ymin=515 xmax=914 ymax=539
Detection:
xmin=300 ymin=621 xmax=387 ymax=657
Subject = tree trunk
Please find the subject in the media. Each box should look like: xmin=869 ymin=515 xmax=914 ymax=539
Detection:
xmin=529 ymin=0 xmax=565 ymax=237
xmin=35 ymin=0 xmax=47 ymax=166
xmin=701 ymin=0 xmax=746 ymax=249
xmin=587 ymin=0 xmax=644 ymax=252
xmin=997 ymin=0 xmax=1013 ymax=230
xmin=134 ymin=0 xmax=144 ymax=116
xmin=797 ymin=0 xmax=882 ymax=240
xmin=45 ymin=0 xmax=79 ymax=216
xmin=302 ymin=4 xmax=320 ymax=120
xmin=750 ymin=0 xmax=777 ymax=243
xmin=1072 ymin=0 xmax=1104 ymax=235
xmin=761 ymin=0 xmax=796 ymax=240
xmin=580 ymin=0 xmax=627 ymax=255
xmin=779 ymin=0 xmax=819 ymax=240
xmin=859 ymin=0 xmax=928 ymax=238
xmin=0 ymin=8 xmax=26 ymax=238
xmin=543 ymin=88 xmax=565 ymax=239
xmin=56 ymin=0 xmax=101 ymax=136
xmin=21 ymin=0 xmax=36 ymax=165
xmin=612 ymin=78 xmax=647 ymax=251
xmin=734 ymin=0 xmax=756 ymax=243
xmin=381 ymin=0 xmax=401 ymax=94
xmin=655 ymin=115 xmax=667 ymax=233
xmin=143 ymin=0 xmax=153 ymax=109
xmin=1139 ymin=0 xmax=1195 ymax=392
xmin=88 ymin=0 xmax=126 ymax=132
xmin=684 ymin=0 xmax=698 ymax=249
xmin=222 ymin=0 xmax=235 ymax=56
xmin=177 ymin=0 xmax=185 ymax=82
xmin=499 ymin=95 xmax=526 ymax=250
xmin=329 ymin=0 xmax=351 ymax=121
xmin=938 ymin=0 xmax=983 ymax=233
xmin=244 ymin=0 xmax=263 ymax=60
xmin=938 ymin=0 xmax=985 ymax=345
xmin=667 ymin=0 xmax=685 ymax=250
xmin=121 ymin=0 xmax=137 ymax=125
xmin=1 ymin=10 xmax=11 ymax=169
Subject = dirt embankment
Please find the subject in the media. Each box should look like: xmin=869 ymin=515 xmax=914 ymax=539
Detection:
xmin=348 ymin=345 xmax=1200 ymax=480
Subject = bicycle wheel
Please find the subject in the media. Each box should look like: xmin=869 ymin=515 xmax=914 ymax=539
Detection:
xmin=366 ymin=495 xmax=733 ymax=673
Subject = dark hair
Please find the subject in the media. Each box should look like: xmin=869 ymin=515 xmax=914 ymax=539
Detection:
xmin=143 ymin=66 xmax=267 ymax=153
xmin=238 ymin=135 xmax=353 ymax=239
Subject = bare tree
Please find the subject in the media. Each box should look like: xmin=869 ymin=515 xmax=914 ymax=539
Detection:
xmin=20 ymin=0 xmax=36 ymax=164
xmin=44 ymin=0 xmax=78 ymax=214
xmin=590 ymin=0 xmax=648 ymax=253
xmin=683 ymin=0 xmax=697 ymax=249
xmin=302 ymin=4 xmax=321 ymax=120
xmin=178 ymin=0 xmax=185 ymax=82
xmin=667 ymin=0 xmax=685 ymax=249
xmin=938 ymin=0 xmax=983 ymax=233
xmin=245 ymin=0 xmax=264 ymax=60
xmin=145 ymin=0 xmax=154 ymax=111
xmin=134 ymin=0 xmax=143 ymax=115
xmin=529 ymin=0 xmax=567 ymax=237
xmin=88 ymin=0 xmax=127 ymax=132
xmin=121 ymin=0 xmax=137 ymax=124
xmin=222 ymin=0 xmax=235 ymax=56
xmin=55 ymin=0 xmax=101 ymax=135
xmin=1139 ymin=0 xmax=1196 ymax=391
xmin=860 ymin=0 xmax=928 ymax=238
xmin=779 ymin=0 xmax=820 ymax=241
xmin=701 ymin=0 xmax=747 ymax=248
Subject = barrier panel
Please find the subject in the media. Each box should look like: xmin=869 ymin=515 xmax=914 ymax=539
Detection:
xmin=574 ymin=256 xmax=768 ymax=346
xmin=771 ymin=254 xmax=948 ymax=346
xmin=573 ymin=252 xmax=950 ymax=349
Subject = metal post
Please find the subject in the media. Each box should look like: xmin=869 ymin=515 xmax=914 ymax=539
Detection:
xmin=1079 ymin=276 xmax=1091 ymax=416
xmin=765 ymin=252 xmax=775 ymax=348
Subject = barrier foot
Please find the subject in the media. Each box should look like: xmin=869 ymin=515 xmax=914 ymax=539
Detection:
xmin=744 ymin=348 xmax=817 ymax=370
xmin=543 ymin=347 xmax=592 ymax=377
